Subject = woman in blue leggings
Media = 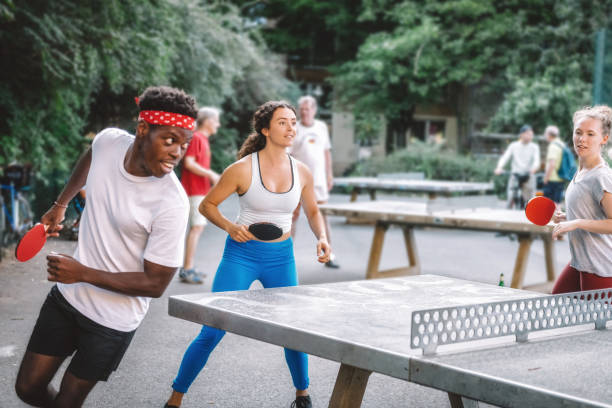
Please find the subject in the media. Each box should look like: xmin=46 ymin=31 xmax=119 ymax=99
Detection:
xmin=165 ymin=101 xmax=331 ymax=408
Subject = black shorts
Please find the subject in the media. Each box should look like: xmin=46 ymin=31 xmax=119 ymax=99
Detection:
xmin=27 ymin=285 xmax=136 ymax=382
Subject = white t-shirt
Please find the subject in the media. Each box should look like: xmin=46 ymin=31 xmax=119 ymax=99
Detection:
xmin=497 ymin=141 xmax=541 ymax=174
xmin=58 ymin=128 xmax=189 ymax=332
xmin=289 ymin=119 xmax=331 ymax=201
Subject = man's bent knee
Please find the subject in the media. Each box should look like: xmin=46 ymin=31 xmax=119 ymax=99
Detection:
xmin=15 ymin=378 xmax=46 ymax=406
xmin=15 ymin=351 xmax=63 ymax=406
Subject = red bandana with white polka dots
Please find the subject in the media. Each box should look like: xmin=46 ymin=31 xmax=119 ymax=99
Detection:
xmin=138 ymin=110 xmax=196 ymax=131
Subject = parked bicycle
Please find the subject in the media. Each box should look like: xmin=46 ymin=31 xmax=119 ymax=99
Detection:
xmin=0 ymin=164 xmax=34 ymax=250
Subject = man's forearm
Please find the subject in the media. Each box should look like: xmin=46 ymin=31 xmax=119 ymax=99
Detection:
xmin=56 ymin=148 xmax=92 ymax=205
xmin=185 ymin=160 xmax=215 ymax=179
xmin=82 ymin=266 xmax=172 ymax=298
xmin=325 ymin=150 xmax=333 ymax=190
xmin=325 ymin=150 xmax=332 ymax=177
xmin=496 ymin=148 xmax=512 ymax=171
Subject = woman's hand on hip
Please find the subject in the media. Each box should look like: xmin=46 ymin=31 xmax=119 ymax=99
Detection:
xmin=228 ymin=223 xmax=255 ymax=242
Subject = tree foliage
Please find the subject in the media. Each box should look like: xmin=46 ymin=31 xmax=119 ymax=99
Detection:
xmin=0 ymin=0 xmax=295 ymax=215
xmin=487 ymin=65 xmax=591 ymax=140
xmin=235 ymin=0 xmax=387 ymax=68
xmin=486 ymin=1 xmax=612 ymax=137
xmin=332 ymin=0 xmax=612 ymax=142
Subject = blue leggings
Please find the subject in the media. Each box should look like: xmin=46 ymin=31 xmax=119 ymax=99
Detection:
xmin=172 ymin=237 xmax=309 ymax=393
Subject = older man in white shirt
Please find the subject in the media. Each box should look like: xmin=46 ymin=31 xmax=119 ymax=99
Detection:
xmin=289 ymin=95 xmax=339 ymax=268
xmin=494 ymin=124 xmax=541 ymax=209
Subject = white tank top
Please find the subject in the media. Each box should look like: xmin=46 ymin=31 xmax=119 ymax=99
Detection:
xmin=236 ymin=152 xmax=301 ymax=233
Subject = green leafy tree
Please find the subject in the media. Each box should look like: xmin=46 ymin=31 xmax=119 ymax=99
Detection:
xmin=333 ymin=0 xmax=612 ymax=145
xmin=487 ymin=65 xmax=591 ymax=140
xmin=487 ymin=1 xmax=612 ymax=137
xmin=0 ymin=0 xmax=295 ymax=217
xmin=232 ymin=0 xmax=392 ymax=115
xmin=235 ymin=0 xmax=386 ymax=67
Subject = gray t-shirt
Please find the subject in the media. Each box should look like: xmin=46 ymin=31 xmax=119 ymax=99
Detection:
xmin=565 ymin=164 xmax=612 ymax=276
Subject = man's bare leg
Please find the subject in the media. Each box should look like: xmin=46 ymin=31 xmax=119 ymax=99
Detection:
xmin=183 ymin=225 xmax=204 ymax=270
xmin=53 ymin=370 xmax=97 ymax=408
xmin=15 ymin=351 xmax=64 ymax=407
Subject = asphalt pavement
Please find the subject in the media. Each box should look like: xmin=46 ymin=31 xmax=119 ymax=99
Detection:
xmin=0 ymin=192 xmax=571 ymax=407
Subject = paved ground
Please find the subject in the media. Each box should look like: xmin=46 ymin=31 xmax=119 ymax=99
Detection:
xmin=0 ymin=192 xmax=570 ymax=407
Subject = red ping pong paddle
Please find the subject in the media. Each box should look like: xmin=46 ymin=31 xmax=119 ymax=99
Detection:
xmin=15 ymin=223 xmax=47 ymax=262
xmin=525 ymin=196 xmax=556 ymax=226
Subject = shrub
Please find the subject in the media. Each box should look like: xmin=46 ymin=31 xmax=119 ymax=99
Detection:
xmin=347 ymin=141 xmax=505 ymax=196
xmin=351 ymin=141 xmax=495 ymax=180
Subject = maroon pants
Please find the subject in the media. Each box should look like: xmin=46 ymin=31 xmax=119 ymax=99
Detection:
xmin=552 ymin=263 xmax=612 ymax=294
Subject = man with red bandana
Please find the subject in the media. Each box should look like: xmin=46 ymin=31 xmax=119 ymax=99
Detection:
xmin=14 ymin=86 xmax=196 ymax=408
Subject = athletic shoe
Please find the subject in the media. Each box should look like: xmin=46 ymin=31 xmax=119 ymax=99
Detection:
xmin=179 ymin=268 xmax=204 ymax=284
xmin=290 ymin=395 xmax=312 ymax=408
xmin=325 ymin=260 xmax=340 ymax=268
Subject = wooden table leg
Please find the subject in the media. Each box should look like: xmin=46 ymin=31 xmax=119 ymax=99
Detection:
xmin=542 ymin=236 xmax=556 ymax=283
xmin=366 ymin=222 xmax=388 ymax=279
xmin=510 ymin=235 xmax=533 ymax=289
xmin=368 ymin=189 xmax=376 ymax=201
xmin=402 ymin=226 xmax=420 ymax=274
xmin=448 ymin=393 xmax=480 ymax=408
xmin=366 ymin=223 xmax=420 ymax=279
xmin=329 ymin=364 xmax=372 ymax=408
xmin=350 ymin=188 xmax=360 ymax=202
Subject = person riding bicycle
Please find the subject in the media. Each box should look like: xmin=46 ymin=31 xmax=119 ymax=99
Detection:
xmin=494 ymin=124 xmax=541 ymax=209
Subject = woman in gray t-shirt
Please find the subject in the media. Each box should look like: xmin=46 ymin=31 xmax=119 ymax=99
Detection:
xmin=552 ymin=105 xmax=612 ymax=293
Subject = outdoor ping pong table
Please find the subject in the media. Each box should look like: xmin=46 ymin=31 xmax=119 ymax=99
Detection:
xmin=319 ymin=200 xmax=555 ymax=290
xmin=169 ymin=275 xmax=612 ymax=407
xmin=333 ymin=177 xmax=494 ymax=202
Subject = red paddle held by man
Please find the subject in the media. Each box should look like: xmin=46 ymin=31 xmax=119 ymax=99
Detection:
xmin=15 ymin=223 xmax=49 ymax=262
